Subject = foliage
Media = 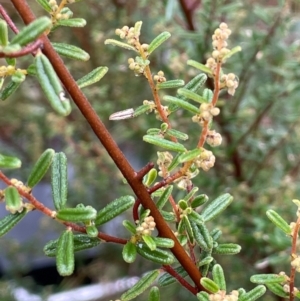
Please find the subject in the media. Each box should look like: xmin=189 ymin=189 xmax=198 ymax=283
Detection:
xmin=0 ymin=1 xmax=300 ymax=301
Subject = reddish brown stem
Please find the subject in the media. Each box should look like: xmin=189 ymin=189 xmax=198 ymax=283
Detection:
xmin=0 ymin=39 xmax=43 ymax=58
xmin=11 ymin=0 xmax=204 ymax=291
xmin=136 ymin=162 xmax=154 ymax=180
xmin=0 ymin=5 xmax=19 ymax=33
xmin=133 ymin=198 xmax=141 ymax=222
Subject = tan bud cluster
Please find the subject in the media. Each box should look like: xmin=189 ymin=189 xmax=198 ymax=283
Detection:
xmin=153 ymin=70 xmax=166 ymax=83
xmin=195 ymin=149 xmax=216 ymax=171
xmin=49 ymin=0 xmax=70 ymax=20
xmin=206 ymin=130 xmax=222 ymax=147
xmin=157 ymin=151 xmax=173 ymax=177
xmin=115 ymin=25 xmax=139 ymax=48
xmin=221 ymin=73 xmax=239 ymax=96
xmin=0 ymin=65 xmax=16 ymax=77
xmin=136 ymin=216 xmax=156 ymax=235
xmin=291 ymin=256 xmax=300 ymax=272
xmin=10 ymin=178 xmax=31 ymax=193
xmin=127 ymin=57 xmax=143 ymax=74
xmin=192 ymin=103 xmax=220 ymax=126
xmin=209 ymin=290 xmax=239 ymax=301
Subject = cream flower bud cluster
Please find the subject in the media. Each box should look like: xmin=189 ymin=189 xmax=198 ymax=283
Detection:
xmin=192 ymin=103 xmax=220 ymax=126
xmin=157 ymin=151 xmax=173 ymax=177
xmin=136 ymin=216 xmax=156 ymax=235
xmin=153 ymin=71 xmax=166 ymax=83
xmin=195 ymin=149 xmax=216 ymax=171
xmin=127 ymin=58 xmax=145 ymax=75
xmin=209 ymin=290 xmax=239 ymax=301
xmin=48 ymin=0 xmax=70 ymax=20
xmin=0 ymin=65 xmax=16 ymax=77
xmin=221 ymin=73 xmax=239 ymax=96
xmin=10 ymin=178 xmax=31 ymax=193
xmin=291 ymin=256 xmax=300 ymax=272
xmin=206 ymin=130 xmax=222 ymax=147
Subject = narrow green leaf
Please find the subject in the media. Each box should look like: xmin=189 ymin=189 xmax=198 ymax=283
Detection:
xmin=182 ymin=215 xmax=194 ymax=244
xmin=158 ymin=266 xmax=188 ymax=287
xmin=136 ymin=243 xmax=174 ymax=265
xmin=190 ymin=221 xmax=212 ymax=251
xmin=213 ymin=243 xmax=241 ymax=255
xmin=51 ymin=152 xmax=68 ymax=210
xmin=188 ymin=210 xmax=204 ymax=226
xmin=123 ymin=220 xmax=137 ymax=234
xmin=143 ymin=135 xmax=186 ymax=152
xmin=201 ymin=193 xmax=233 ymax=222
xmin=200 ymin=277 xmax=219 ymax=293
xmin=122 ymin=241 xmax=137 ymax=263
xmin=5 ymin=57 xmax=16 ymax=66
xmin=178 ymin=148 xmax=202 ymax=163
xmin=95 ymin=195 xmax=135 ymax=225
xmin=250 ymin=274 xmax=287 ymax=284
xmin=148 ymin=286 xmax=160 ymax=301
xmin=11 ymin=17 xmax=52 ymax=46
xmin=165 ymin=129 xmax=189 ymax=141
xmin=11 ymin=70 xmax=26 ymax=83
xmin=143 ymin=235 xmax=156 ymax=251
xmin=222 ymin=46 xmax=242 ymax=61
xmin=198 ymin=256 xmax=214 ymax=267
xmin=0 ymin=19 xmax=8 ymax=46
xmin=44 ymin=234 xmax=100 ymax=257
xmin=156 ymin=186 xmax=173 ymax=209
xmin=121 ymin=270 xmax=160 ymax=301
xmin=266 ymin=210 xmax=291 ymax=235
xmin=183 ymin=187 xmax=198 ymax=202
xmin=265 ymin=283 xmax=289 ymax=298
xmin=143 ymin=168 xmax=158 ymax=187
xmin=148 ymin=31 xmax=171 ymax=55
xmin=35 ymin=52 xmax=71 ymax=116
xmin=76 ymin=66 xmax=108 ymax=88
xmin=56 ymin=229 xmax=74 ymax=276
xmin=35 ymin=0 xmax=52 ymax=12
xmin=0 ymin=208 xmax=27 ymax=237
xmin=187 ymin=60 xmax=213 ymax=75
xmin=104 ymin=39 xmax=138 ymax=52
xmin=210 ymin=228 xmax=222 ymax=241
xmin=167 ymin=153 xmax=181 ymax=172
xmin=203 ymin=89 xmax=213 ymax=102
xmin=86 ymin=225 xmax=98 ymax=238
xmin=212 ymin=264 xmax=226 ymax=291
xmin=191 ymin=194 xmax=209 ymax=208
xmin=239 ymin=285 xmax=266 ymax=301
xmin=133 ymin=104 xmax=153 ymax=117
xmin=55 ymin=18 xmax=86 ymax=28
xmin=152 ymin=237 xmax=174 ymax=248
xmin=27 ymin=148 xmax=55 ymax=188
xmin=177 ymin=88 xmax=208 ymax=104
xmin=197 ymin=291 xmax=210 ymax=301
xmin=56 ymin=206 xmax=97 ymax=222
xmin=134 ymin=21 xmax=143 ymax=37
xmin=0 ymin=80 xmax=21 ymax=101
xmin=4 ymin=186 xmax=23 ymax=214
xmin=164 ymin=95 xmax=199 ymax=114
xmin=52 ymin=42 xmax=90 ymax=61
xmin=0 ymin=153 xmax=21 ymax=169
xmin=157 ymin=79 xmax=184 ymax=90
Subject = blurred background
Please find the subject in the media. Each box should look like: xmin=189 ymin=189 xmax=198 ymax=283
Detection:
xmin=0 ymin=0 xmax=300 ymax=300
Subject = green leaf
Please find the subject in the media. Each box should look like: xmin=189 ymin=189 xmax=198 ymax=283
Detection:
xmin=133 ymin=104 xmax=153 ymax=117
xmin=0 ymin=19 xmax=8 ymax=46
xmin=197 ymin=291 xmax=210 ymax=301
xmin=158 ymin=266 xmax=188 ymax=287
xmin=188 ymin=210 xmax=204 ymax=226
xmin=143 ymin=168 xmax=158 ymax=187
xmin=44 ymin=234 xmax=100 ymax=257
xmin=198 ymin=256 xmax=214 ymax=267
xmin=266 ymin=210 xmax=291 ymax=235
xmin=35 ymin=52 xmax=71 ymax=116
xmin=187 ymin=60 xmax=213 ymax=75
xmin=239 ymin=285 xmax=266 ymax=301
xmin=201 ymin=193 xmax=233 ymax=222
xmin=0 ymin=80 xmax=22 ymax=101
xmin=143 ymin=235 xmax=156 ymax=251
xmin=250 ymin=274 xmax=287 ymax=284
xmin=148 ymin=31 xmax=171 ymax=55
xmin=167 ymin=153 xmax=181 ymax=172
xmin=177 ymin=88 xmax=208 ymax=104
xmin=222 ymin=46 xmax=242 ymax=61
xmin=11 ymin=70 xmax=26 ymax=83
xmin=0 ymin=208 xmax=28 ymax=237
xmin=191 ymin=194 xmax=209 ymax=208
xmin=123 ymin=220 xmax=137 ymax=234
xmin=35 ymin=0 xmax=52 ymax=12
xmin=164 ymin=95 xmax=199 ymax=114
xmin=27 ymin=148 xmax=55 ymax=188
xmin=76 ymin=66 xmax=108 ymax=89
xmin=203 ymin=89 xmax=213 ymax=102
xmin=51 ymin=152 xmax=68 ymax=210
xmin=165 ymin=128 xmax=189 ymax=141
xmin=178 ymin=148 xmax=202 ymax=163
xmin=200 ymin=277 xmax=219 ymax=293
xmin=134 ymin=21 xmax=143 ymax=37
xmin=190 ymin=221 xmax=212 ymax=251
xmin=182 ymin=215 xmax=194 ymax=244
xmin=56 ymin=229 xmax=74 ymax=276
xmin=152 ymin=237 xmax=174 ymax=248
xmin=136 ymin=243 xmax=174 ymax=265
xmin=213 ymin=243 xmax=241 ymax=255
xmin=121 ymin=270 xmax=160 ymax=301
xmin=56 ymin=206 xmax=97 ymax=222
xmin=143 ymin=135 xmax=186 ymax=152
xmin=210 ymin=228 xmax=222 ymax=241
xmin=0 ymin=153 xmax=21 ymax=169
xmin=55 ymin=18 xmax=86 ymax=28
xmin=4 ymin=186 xmax=23 ymax=214
xmin=157 ymin=80 xmax=184 ymax=90
xmin=265 ymin=283 xmax=289 ymax=298
xmin=104 ymin=39 xmax=138 ymax=52
xmin=156 ymin=186 xmax=173 ymax=209
xmin=86 ymin=224 xmax=98 ymax=238
xmin=95 ymin=195 xmax=135 ymax=225
xmin=122 ymin=241 xmax=137 ymax=263
xmin=148 ymin=286 xmax=160 ymax=301
xmin=11 ymin=17 xmax=52 ymax=46
xmin=212 ymin=264 xmax=226 ymax=291
xmin=52 ymin=42 xmax=90 ymax=61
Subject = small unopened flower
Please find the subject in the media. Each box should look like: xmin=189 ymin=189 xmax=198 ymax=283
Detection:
xmin=206 ymin=130 xmax=222 ymax=147
xmin=136 ymin=215 xmax=156 ymax=235
xmin=157 ymin=151 xmax=173 ymax=177
xmin=291 ymin=256 xmax=300 ymax=272
xmin=153 ymin=70 xmax=166 ymax=83
xmin=195 ymin=149 xmax=216 ymax=171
